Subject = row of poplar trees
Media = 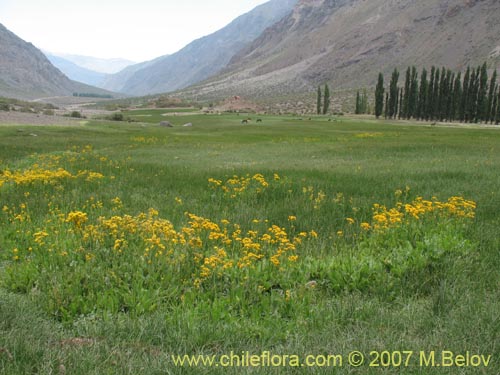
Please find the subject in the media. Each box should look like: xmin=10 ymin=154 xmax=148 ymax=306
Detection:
xmin=375 ymin=63 xmax=500 ymax=124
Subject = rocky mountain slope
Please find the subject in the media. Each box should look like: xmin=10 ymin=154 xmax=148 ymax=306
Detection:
xmin=102 ymin=0 xmax=297 ymax=95
xmin=0 ymin=23 xmax=113 ymax=100
xmin=180 ymin=0 xmax=500 ymax=100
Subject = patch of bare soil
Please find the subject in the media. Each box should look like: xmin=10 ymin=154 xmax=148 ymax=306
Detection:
xmin=0 ymin=111 xmax=82 ymax=126
xmin=213 ymin=96 xmax=260 ymax=113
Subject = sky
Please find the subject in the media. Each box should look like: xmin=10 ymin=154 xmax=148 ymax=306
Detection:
xmin=0 ymin=0 xmax=270 ymax=62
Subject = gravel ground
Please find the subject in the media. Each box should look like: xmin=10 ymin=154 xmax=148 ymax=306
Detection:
xmin=0 ymin=111 xmax=84 ymax=126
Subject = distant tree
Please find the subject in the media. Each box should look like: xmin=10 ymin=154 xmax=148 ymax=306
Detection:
xmin=402 ymin=67 xmax=411 ymax=119
xmin=417 ymin=68 xmax=428 ymax=120
xmin=355 ymin=91 xmax=361 ymax=114
xmin=375 ymin=73 xmax=385 ymax=118
xmin=496 ymin=87 xmax=500 ymax=125
xmin=467 ymin=67 xmax=479 ymax=122
xmin=437 ymin=67 xmax=446 ymax=121
xmin=409 ymin=66 xmax=419 ymax=119
xmin=398 ymin=87 xmax=403 ymax=119
xmin=389 ymin=68 xmax=400 ymax=118
xmin=491 ymin=85 xmax=498 ymax=124
xmin=460 ymin=66 xmax=470 ymax=122
xmin=384 ymin=92 xmax=389 ymax=119
xmin=323 ymin=84 xmax=330 ymax=115
xmin=446 ymin=71 xmax=455 ymax=121
xmin=477 ymin=62 xmax=489 ymax=122
xmin=451 ymin=72 xmax=462 ymax=122
xmin=317 ymin=86 xmax=322 ymax=115
xmin=361 ymin=89 xmax=368 ymax=114
xmin=487 ymin=69 xmax=497 ymax=123
xmin=432 ymin=68 xmax=440 ymax=120
xmin=427 ymin=66 xmax=436 ymax=120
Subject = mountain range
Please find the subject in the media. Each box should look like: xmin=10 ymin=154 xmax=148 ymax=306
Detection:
xmin=181 ymin=0 xmax=500 ymax=101
xmin=1 ymin=0 xmax=500 ymax=102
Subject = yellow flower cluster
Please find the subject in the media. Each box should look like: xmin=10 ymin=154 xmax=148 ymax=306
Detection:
xmin=355 ymin=132 xmax=383 ymax=138
xmin=371 ymin=196 xmax=476 ymax=230
xmin=37 ymin=206 xmax=314 ymax=288
xmin=0 ymin=167 xmax=73 ymax=185
xmin=66 ymin=211 xmax=88 ymax=229
xmin=208 ymin=173 xmax=277 ymax=198
xmin=0 ymin=145 xmax=115 ymax=191
xmin=130 ymin=136 xmax=159 ymax=144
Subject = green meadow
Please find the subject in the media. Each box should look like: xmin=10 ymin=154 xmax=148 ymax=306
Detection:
xmin=0 ymin=112 xmax=499 ymax=374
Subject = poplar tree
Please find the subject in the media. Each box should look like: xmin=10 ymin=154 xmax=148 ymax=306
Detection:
xmin=355 ymin=91 xmax=361 ymax=114
xmin=409 ymin=66 xmax=419 ymax=119
xmin=432 ymin=68 xmax=440 ymax=120
xmin=389 ymin=68 xmax=399 ymax=118
xmin=427 ymin=67 xmax=436 ymax=121
xmin=375 ymin=73 xmax=384 ymax=118
xmin=323 ymin=84 xmax=330 ymax=115
xmin=487 ymin=69 xmax=497 ymax=123
xmin=398 ymin=87 xmax=403 ymax=119
xmin=438 ymin=67 xmax=446 ymax=121
xmin=402 ymin=67 xmax=411 ymax=119
xmin=444 ymin=70 xmax=453 ymax=121
xmin=317 ymin=86 xmax=322 ymax=115
xmin=417 ymin=68 xmax=428 ymax=120
xmin=467 ymin=67 xmax=478 ymax=122
xmin=477 ymin=62 xmax=488 ymax=122
xmin=361 ymin=89 xmax=368 ymax=114
xmin=496 ymin=87 xmax=500 ymax=124
xmin=491 ymin=85 xmax=498 ymax=124
xmin=449 ymin=72 xmax=456 ymax=121
xmin=451 ymin=72 xmax=462 ymax=122
xmin=394 ymin=85 xmax=399 ymax=118
xmin=384 ymin=92 xmax=389 ymax=119
xmin=460 ymin=66 xmax=470 ymax=122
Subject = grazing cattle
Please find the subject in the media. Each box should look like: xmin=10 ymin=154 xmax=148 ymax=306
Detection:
xmin=241 ymin=119 xmax=248 ymax=124
xmin=256 ymin=119 xmax=262 ymax=123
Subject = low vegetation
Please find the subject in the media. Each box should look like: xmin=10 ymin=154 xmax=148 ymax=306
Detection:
xmin=0 ymin=113 xmax=498 ymax=374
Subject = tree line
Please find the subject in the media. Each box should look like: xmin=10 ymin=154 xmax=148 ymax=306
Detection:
xmin=374 ymin=63 xmax=500 ymax=124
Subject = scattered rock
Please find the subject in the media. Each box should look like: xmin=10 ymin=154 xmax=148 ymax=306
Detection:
xmin=29 ymin=133 xmax=38 ymax=137
xmin=160 ymin=121 xmax=173 ymax=127
xmin=183 ymin=122 xmax=193 ymax=127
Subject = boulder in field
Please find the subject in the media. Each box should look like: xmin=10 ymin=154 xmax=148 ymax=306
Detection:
xmin=160 ymin=121 xmax=173 ymax=127
xmin=183 ymin=123 xmax=193 ymax=127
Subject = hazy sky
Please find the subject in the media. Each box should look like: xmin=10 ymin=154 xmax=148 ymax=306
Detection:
xmin=0 ymin=0 xmax=270 ymax=62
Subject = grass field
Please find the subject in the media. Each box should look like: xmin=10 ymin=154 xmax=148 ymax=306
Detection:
xmin=0 ymin=113 xmax=499 ymax=374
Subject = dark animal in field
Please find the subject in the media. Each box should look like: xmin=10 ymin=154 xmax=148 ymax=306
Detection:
xmin=256 ymin=119 xmax=262 ymax=123
xmin=160 ymin=121 xmax=173 ymax=127
xmin=241 ymin=119 xmax=248 ymax=124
